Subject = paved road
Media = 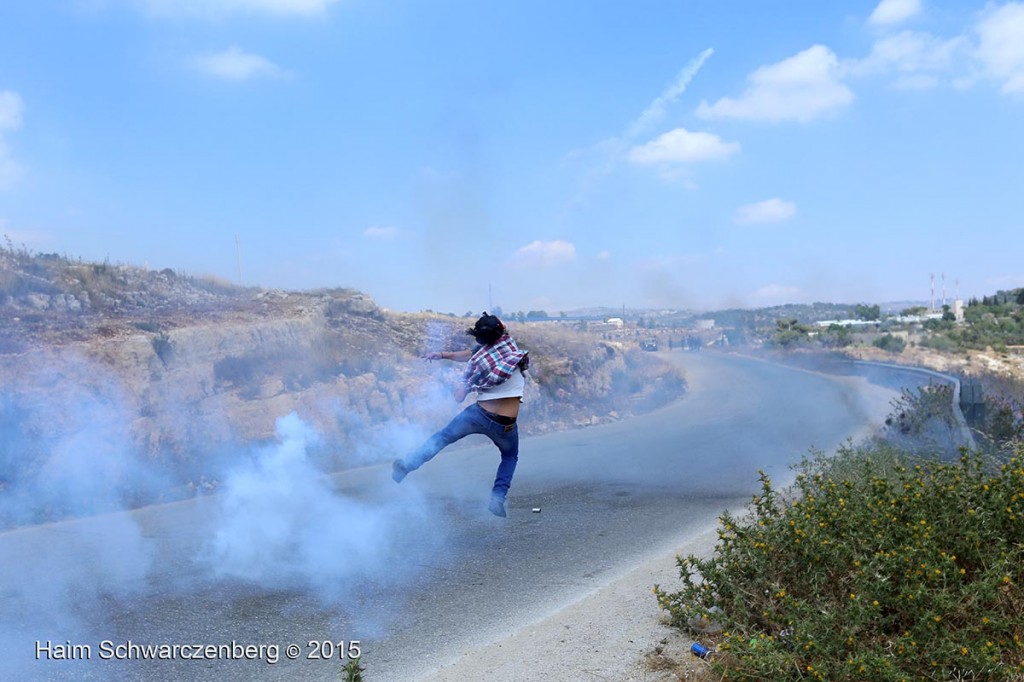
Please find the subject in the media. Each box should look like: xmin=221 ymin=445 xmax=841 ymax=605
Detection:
xmin=1 ymin=352 xmax=907 ymax=681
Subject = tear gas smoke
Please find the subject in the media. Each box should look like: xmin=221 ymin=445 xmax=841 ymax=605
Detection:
xmin=205 ymin=412 xmax=446 ymax=605
xmin=0 ymin=373 xmax=160 ymax=681
xmin=1 ymin=354 xmax=460 ymax=679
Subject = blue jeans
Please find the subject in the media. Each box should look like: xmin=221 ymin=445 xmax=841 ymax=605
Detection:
xmin=402 ymin=403 xmax=519 ymax=499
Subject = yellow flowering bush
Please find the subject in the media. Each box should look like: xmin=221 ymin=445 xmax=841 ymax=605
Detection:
xmin=655 ymin=444 xmax=1024 ymax=681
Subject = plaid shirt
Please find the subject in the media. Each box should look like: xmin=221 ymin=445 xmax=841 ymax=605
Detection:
xmin=463 ymin=333 xmax=529 ymax=391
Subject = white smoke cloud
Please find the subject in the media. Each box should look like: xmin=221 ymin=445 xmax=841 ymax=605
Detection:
xmin=0 ymin=347 xmax=464 ymax=677
xmin=205 ymin=412 xmax=446 ymax=604
xmin=0 ymin=363 xmax=160 ymax=680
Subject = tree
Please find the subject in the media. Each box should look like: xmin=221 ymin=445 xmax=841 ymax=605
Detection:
xmin=822 ymin=324 xmax=853 ymax=348
xmin=773 ymin=319 xmax=810 ymax=347
xmin=854 ymin=303 xmax=880 ymax=321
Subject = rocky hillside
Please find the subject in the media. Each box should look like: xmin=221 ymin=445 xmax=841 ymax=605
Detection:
xmin=0 ymin=248 xmax=686 ymax=523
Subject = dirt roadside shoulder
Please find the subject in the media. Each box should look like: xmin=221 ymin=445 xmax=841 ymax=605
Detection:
xmin=415 ymin=526 xmax=724 ymax=682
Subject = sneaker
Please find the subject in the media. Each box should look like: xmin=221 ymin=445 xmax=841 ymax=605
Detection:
xmin=392 ymin=459 xmax=409 ymax=483
xmin=488 ymin=495 xmax=507 ymax=518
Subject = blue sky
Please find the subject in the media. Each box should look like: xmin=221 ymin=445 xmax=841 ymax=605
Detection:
xmin=1 ymin=0 xmax=1022 ymax=314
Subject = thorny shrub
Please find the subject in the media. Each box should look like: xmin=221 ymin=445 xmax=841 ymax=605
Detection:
xmin=654 ymin=444 xmax=1024 ymax=681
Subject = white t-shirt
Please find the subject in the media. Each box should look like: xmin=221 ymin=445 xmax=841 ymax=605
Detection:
xmin=476 ymin=367 xmax=526 ymax=401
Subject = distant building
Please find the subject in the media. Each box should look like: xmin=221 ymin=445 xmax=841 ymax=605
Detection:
xmin=695 ymin=319 xmax=715 ymax=330
xmin=814 ymin=319 xmax=875 ymax=328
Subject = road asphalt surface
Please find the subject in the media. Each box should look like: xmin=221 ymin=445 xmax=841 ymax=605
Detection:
xmin=1 ymin=351 xmax=913 ymax=681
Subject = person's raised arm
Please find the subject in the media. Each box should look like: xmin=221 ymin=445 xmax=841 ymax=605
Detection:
xmin=422 ymin=349 xmax=473 ymax=362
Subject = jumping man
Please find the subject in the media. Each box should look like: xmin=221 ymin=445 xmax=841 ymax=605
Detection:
xmin=392 ymin=313 xmax=529 ymax=518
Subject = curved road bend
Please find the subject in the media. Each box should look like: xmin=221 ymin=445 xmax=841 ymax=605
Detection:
xmin=1 ymin=351 xmax=909 ymax=681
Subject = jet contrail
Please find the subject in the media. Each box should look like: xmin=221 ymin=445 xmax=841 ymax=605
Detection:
xmin=562 ymin=47 xmax=714 ymax=211
xmin=626 ymin=47 xmax=715 ymax=142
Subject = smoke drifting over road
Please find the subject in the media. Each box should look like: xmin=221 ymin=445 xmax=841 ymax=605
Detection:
xmin=206 ymin=412 xmax=446 ymax=603
xmin=0 ymin=371 xmax=161 ymax=680
xmin=0 ymin=368 xmax=457 ymax=679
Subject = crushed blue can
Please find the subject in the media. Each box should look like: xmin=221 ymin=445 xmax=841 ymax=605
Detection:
xmin=690 ymin=642 xmax=713 ymax=659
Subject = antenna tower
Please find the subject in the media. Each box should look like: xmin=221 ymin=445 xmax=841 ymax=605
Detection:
xmin=930 ymin=273 xmax=935 ymax=311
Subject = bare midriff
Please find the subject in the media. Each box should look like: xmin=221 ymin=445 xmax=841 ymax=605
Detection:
xmin=478 ymin=396 xmax=521 ymax=419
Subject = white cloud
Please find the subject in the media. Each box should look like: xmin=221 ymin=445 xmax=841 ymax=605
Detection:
xmin=510 ymin=240 xmax=576 ymax=269
xmin=595 ymin=250 xmax=611 ymax=261
xmin=844 ymin=30 xmax=964 ymax=83
xmin=868 ymin=0 xmax=922 ymax=27
xmin=696 ymin=45 xmax=854 ymax=123
xmin=0 ymin=91 xmax=24 ymax=131
xmin=751 ymin=284 xmax=804 ymax=304
xmin=0 ymin=90 xmax=25 ymax=190
xmin=974 ymin=2 xmax=1024 ymax=94
xmin=362 ymin=225 xmax=399 ymax=240
xmin=735 ymin=198 xmax=797 ymax=225
xmin=191 ymin=46 xmax=288 ymax=81
xmin=140 ymin=0 xmax=338 ymax=18
xmin=627 ymin=128 xmax=739 ymax=165
xmin=891 ymin=73 xmax=941 ymax=90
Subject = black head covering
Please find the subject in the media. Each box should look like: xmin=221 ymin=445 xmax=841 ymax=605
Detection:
xmin=466 ymin=313 xmax=505 ymax=345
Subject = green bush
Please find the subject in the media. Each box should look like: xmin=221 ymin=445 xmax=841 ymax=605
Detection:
xmin=919 ymin=335 xmax=957 ymax=352
xmin=873 ymin=334 xmax=907 ymax=353
xmin=654 ymin=446 xmax=1024 ymax=681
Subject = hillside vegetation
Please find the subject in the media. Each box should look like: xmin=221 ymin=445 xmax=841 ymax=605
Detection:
xmin=654 ymin=385 xmax=1024 ymax=681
